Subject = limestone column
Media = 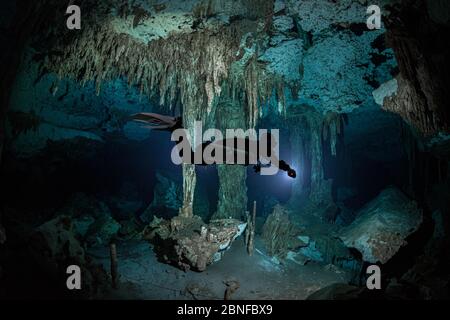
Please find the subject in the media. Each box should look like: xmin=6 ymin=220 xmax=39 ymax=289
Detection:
xmin=307 ymin=115 xmax=334 ymax=217
xmin=179 ymin=163 xmax=196 ymax=218
xmin=211 ymin=97 xmax=248 ymax=220
xmin=214 ymin=164 xmax=247 ymax=220
xmin=179 ymin=106 xmax=197 ymax=218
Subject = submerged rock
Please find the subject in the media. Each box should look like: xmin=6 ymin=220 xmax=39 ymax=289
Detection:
xmin=144 ymin=216 xmax=246 ymax=271
xmin=104 ymin=182 xmax=143 ymax=221
xmin=72 ymin=214 xmax=96 ymax=239
xmin=141 ymin=171 xmax=210 ymax=222
xmin=29 ymin=216 xmax=109 ymax=297
xmin=30 ymin=216 xmax=86 ymax=271
xmin=261 ymin=205 xmax=307 ymax=260
xmin=59 ymin=192 xmax=111 ymax=219
xmin=295 ymin=232 xmax=359 ymax=276
xmin=117 ymin=219 xmax=142 ymax=239
xmin=261 ymin=204 xmax=358 ymax=271
xmin=58 ymin=193 xmax=120 ymax=246
xmin=85 ymin=215 xmax=120 ymax=247
xmin=340 ymin=187 xmax=423 ymax=264
xmin=140 ymin=172 xmax=183 ymax=222
xmin=373 ymin=78 xmax=398 ymax=106
xmin=286 ymin=250 xmax=310 ymax=266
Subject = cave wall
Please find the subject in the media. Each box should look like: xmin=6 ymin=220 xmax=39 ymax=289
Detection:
xmin=381 ymin=0 xmax=450 ymax=136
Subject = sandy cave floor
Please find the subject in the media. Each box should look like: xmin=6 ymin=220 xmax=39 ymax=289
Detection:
xmin=88 ymin=236 xmax=351 ymax=300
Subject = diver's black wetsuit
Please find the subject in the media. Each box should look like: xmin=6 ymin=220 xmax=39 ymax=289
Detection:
xmin=130 ymin=113 xmax=296 ymax=178
xmin=177 ymin=137 xmax=296 ymax=178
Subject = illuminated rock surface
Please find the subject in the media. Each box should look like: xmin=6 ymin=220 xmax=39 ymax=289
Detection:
xmin=144 ymin=216 xmax=246 ymax=271
xmin=340 ymin=187 xmax=423 ymax=264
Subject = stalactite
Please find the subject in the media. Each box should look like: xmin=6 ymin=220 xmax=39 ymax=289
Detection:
xmin=300 ymin=112 xmax=336 ymax=220
xmin=35 ymin=0 xmax=292 ymax=133
xmin=288 ymin=109 xmax=337 ymax=208
xmin=43 ymin=17 xmax=257 ymax=119
xmin=330 ymin=120 xmax=337 ymax=156
xmin=322 ymin=112 xmax=343 ymax=157
xmin=310 ymin=118 xmax=324 ymax=193
xmin=240 ymin=61 xmax=287 ymax=128
xmin=288 ymin=124 xmax=306 ymax=201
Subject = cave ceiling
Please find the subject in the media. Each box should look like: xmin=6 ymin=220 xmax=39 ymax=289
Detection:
xmin=7 ymin=0 xmax=449 ymax=157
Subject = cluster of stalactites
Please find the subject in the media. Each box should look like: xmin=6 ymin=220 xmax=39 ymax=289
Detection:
xmin=322 ymin=112 xmax=346 ymax=156
xmin=40 ymin=1 xmax=290 ymax=131
xmin=43 ymin=18 xmax=253 ymax=123
xmin=226 ymin=56 xmax=287 ymax=129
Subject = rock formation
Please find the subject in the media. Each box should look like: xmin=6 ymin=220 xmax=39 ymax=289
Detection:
xmin=340 ymin=187 xmax=423 ymax=264
xmin=261 ymin=205 xmax=305 ymax=260
xmin=382 ymin=0 xmax=450 ymax=136
xmin=143 ymin=215 xmax=246 ymax=271
xmin=29 ymin=216 xmax=109 ymax=297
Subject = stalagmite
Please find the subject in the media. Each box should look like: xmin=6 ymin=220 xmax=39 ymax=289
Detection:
xmin=109 ymin=242 xmax=118 ymax=289
xmin=178 ymin=107 xmax=199 ymax=218
xmin=323 ymin=112 xmax=342 ymax=157
xmin=179 ymin=163 xmax=196 ymax=218
xmin=244 ymin=210 xmax=250 ymax=246
xmin=245 ymin=201 xmax=256 ymax=256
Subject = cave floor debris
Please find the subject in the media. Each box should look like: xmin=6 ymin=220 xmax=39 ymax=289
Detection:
xmin=88 ymin=236 xmax=351 ymax=300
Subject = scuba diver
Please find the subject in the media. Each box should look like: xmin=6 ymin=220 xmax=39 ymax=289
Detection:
xmin=130 ymin=112 xmax=296 ymax=178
